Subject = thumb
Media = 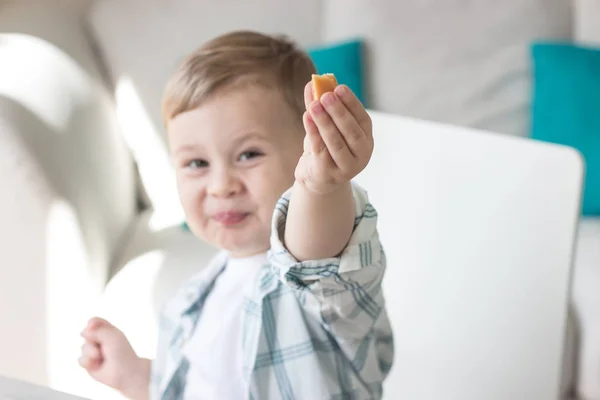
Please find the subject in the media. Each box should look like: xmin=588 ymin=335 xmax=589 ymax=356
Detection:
xmin=82 ymin=317 xmax=117 ymax=344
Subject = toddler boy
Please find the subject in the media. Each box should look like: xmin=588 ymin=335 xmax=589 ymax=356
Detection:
xmin=79 ymin=30 xmax=393 ymax=399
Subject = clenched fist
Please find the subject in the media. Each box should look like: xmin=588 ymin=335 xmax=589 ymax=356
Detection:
xmin=79 ymin=317 xmax=150 ymax=400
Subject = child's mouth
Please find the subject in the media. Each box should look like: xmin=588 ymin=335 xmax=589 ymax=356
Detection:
xmin=212 ymin=211 xmax=249 ymax=226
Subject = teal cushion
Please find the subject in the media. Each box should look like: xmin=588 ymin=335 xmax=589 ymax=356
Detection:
xmin=308 ymin=39 xmax=366 ymax=106
xmin=531 ymin=42 xmax=600 ymax=216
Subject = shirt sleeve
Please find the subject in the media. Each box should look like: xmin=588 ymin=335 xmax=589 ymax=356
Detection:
xmin=268 ymin=181 xmax=388 ymax=339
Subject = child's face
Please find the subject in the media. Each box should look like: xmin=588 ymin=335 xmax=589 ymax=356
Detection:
xmin=167 ymin=84 xmax=304 ymax=257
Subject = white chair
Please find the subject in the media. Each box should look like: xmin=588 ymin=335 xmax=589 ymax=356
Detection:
xmin=356 ymin=112 xmax=582 ymax=399
xmin=101 ymin=111 xmax=583 ymax=400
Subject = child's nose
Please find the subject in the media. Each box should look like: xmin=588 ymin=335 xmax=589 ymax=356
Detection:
xmin=207 ymin=168 xmax=242 ymax=198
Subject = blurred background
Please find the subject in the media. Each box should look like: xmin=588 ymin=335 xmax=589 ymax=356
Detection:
xmin=0 ymin=0 xmax=599 ymax=399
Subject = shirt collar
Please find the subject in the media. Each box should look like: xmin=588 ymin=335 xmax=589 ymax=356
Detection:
xmin=172 ymin=250 xmax=282 ymax=318
xmin=174 ymin=250 xmax=228 ymax=317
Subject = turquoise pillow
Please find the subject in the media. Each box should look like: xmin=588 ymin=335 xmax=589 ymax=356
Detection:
xmin=531 ymin=42 xmax=600 ymax=216
xmin=308 ymin=39 xmax=366 ymax=106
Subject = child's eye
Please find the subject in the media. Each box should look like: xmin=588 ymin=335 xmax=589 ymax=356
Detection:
xmin=239 ymin=150 xmax=263 ymax=162
xmin=187 ymin=159 xmax=208 ymax=169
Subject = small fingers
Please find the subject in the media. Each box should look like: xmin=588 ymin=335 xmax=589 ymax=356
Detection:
xmin=334 ymin=85 xmax=372 ymax=137
xmin=320 ymin=92 xmax=367 ymax=157
xmin=308 ymin=100 xmax=353 ymax=168
xmin=79 ymin=342 xmax=102 ymax=369
xmin=82 ymin=342 xmax=102 ymax=360
xmin=83 ymin=317 xmax=110 ymax=332
xmin=81 ymin=317 xmax=117 ymax=344
xmin=78 ymin=356 xmax=100 ymax=370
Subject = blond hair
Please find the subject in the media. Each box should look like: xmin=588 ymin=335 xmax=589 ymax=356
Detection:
xmin=161 ymin=30 xmax=316 ymax=124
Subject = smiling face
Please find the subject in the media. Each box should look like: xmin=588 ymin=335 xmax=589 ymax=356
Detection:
xmin=167 ymin=83 xmax=304 ymax=257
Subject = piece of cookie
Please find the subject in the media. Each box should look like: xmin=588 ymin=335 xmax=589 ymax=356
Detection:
xmin=312 ymin=73 xmax=338 ymax=100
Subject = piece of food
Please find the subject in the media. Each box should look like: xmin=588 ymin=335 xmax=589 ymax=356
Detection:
xmin=312 ymin=73 xmax=338 ymax=100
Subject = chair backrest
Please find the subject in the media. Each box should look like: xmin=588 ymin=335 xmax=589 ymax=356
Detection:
xmin=355 ymin=111 xmax=583 ymax=400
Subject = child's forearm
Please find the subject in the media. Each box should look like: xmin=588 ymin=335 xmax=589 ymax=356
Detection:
xmin=284 ymin=181 xmax=355 ymax=261
xmin=122 ymin=357 xmax=151 ymax=400
xmin=285 ymin=79 xmax=372 ymax=261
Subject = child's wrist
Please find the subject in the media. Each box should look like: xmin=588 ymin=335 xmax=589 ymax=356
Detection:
xmin=294 ymin=178 xmax=350 ymax=197
xmin=285 ymin=180 xmax=354 ymax=260
xmin=119 ymin=357 xmax=151 ymax=400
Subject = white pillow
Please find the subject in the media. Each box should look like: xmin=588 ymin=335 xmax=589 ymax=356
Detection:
xmin=322 ymin=0 xmax=572 ymax=137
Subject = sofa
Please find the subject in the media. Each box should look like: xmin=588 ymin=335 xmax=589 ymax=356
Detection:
xmin=0 ymin=0 xmax=599 ymax=399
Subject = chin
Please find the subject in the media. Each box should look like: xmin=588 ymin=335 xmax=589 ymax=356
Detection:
xmin=221 ymin=239 xmax=270 ymax=257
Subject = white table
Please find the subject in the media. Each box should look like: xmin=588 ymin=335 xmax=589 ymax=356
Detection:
xmin=0 ymin=376 xmax=88 ymax=400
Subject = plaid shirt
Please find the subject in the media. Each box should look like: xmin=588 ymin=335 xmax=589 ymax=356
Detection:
xmin=150 ymin=183 xmax=394 ymax=399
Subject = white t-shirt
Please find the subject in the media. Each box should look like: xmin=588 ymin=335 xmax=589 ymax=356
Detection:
xmin=182 ymin=252 xmax=267 ymax=400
